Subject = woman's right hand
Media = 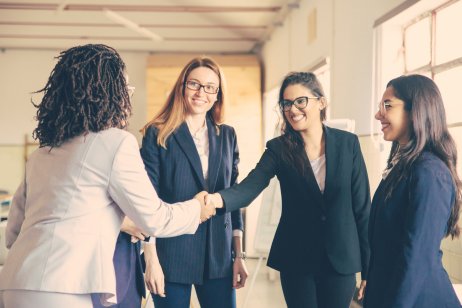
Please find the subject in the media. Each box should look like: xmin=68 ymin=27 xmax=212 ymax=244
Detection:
xmin=120 ymin=217 xmax=146 ymax=243
xmin=195 ymin=191 xmax=216 ymax=222
xmin=144 ymin=244 xmax=166 ymax=297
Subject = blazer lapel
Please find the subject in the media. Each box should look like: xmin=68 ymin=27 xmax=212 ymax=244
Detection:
xmin=207 ymin=118 xmax=222 ymax=193
xmin=323 ymin=125 xmax=339 ymax=198
xmin=301 ymin=149 xmax=324 ymax=202
xmin=173 ymin=122 xmax=207 ymax=189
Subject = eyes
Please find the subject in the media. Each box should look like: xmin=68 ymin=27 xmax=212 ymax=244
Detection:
xmin=280 ymin=96 xmax=320 ymax=112
xmin=185 ymin=80 xmax=219 ymax=94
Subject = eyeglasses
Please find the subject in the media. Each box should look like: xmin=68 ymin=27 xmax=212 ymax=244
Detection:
xmin=185 ymin=80 xmax=219 ymax=94
xmin=377 ymin=100 xmax=404 ymax=115
xmin=280 ymin=96 xmax=320 ymax=112
xmin=127 ymin=85 xmax=135 ymax=98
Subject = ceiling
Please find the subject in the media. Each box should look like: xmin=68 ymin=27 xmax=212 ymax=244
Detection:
xmin=0 ymin=0 xmax=299 ymax=54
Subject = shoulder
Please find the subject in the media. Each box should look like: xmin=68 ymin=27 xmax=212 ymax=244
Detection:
xmin=413 ymin=152 xmax=450 ymax=177
xmin=143 ymin=125 xmax=159 ymax=139
xmin=266 ymin=136 xmax=285 ymax=152
xmin=218 ymin=123 xmax=236 ymax=136
xmin=98 ymin=128 xmax=135 ymax=145
xmin=325 ymin=126 xmax=357 ymax=142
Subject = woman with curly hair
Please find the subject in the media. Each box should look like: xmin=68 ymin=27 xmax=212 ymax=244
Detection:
xmin=0 ymin=44 xmax=214 ymax=308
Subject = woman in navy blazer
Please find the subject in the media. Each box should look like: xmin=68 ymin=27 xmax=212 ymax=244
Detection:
xmin=139 ymin=57 xmax=246 ymax=308
xmin=208 ymin=72 xmax=371 ymax=308
xmin=364 ymin=75 xmax=462 ymax=308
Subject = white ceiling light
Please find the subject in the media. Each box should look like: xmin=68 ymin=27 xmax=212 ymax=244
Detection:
xmin=103 ymin=9 xmax=163 ymax=42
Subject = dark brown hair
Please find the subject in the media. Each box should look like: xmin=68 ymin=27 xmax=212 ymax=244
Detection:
xmin=278 ymin=72 xmax=326 ymax=173
xmin=33 ymin=44 xmax=131 ymax=147
xmin=383 ymin=74 xmax=460 ymax=238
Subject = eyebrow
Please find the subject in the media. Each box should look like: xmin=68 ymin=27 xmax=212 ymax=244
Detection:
xmin=188 ymin=78 xmax=218 ymax=85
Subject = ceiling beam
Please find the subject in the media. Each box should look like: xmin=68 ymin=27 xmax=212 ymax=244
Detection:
xmin=0 ymin=2 xmax=281 ymax=13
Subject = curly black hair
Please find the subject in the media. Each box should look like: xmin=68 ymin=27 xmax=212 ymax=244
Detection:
xmin=32 ymin=44 xmax=132 ymax=147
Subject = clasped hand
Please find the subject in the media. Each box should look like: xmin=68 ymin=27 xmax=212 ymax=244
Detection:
xmin=194 ymin=191 xmax=224 ymax=223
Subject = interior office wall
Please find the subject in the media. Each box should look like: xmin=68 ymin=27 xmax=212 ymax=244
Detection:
xmin=0 ymin=49 xmax=149 ymax=193
xmin=260 ymin=0 xmax=403 ymax=136
xmin=260 ymin=0 xmax=403 ymax=192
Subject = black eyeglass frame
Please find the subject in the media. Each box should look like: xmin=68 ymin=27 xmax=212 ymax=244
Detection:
xmin=280 ymin=96 xmax=320 ymax=112
xmin=184 ymin=80 xmax=219 ymax=94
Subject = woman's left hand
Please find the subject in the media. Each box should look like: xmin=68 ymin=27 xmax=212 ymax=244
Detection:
xmin=232 ymin=257 xmax=249 ymax=289
xmin=357 ymin=280 xmax=367 ymax=300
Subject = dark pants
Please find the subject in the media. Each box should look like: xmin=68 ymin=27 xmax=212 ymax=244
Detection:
xmin=152 ymin=276 xmax=236 ymax=308
xmin=280 ymin=258 xmax=356 ymax=308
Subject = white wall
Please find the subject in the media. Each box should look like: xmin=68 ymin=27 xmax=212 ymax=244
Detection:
xmin=0 ymin=48 xmax=149 ymax=192
xmin=260 ymin=0 xmax=404 ymax=135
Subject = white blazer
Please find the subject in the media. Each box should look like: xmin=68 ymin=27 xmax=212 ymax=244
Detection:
xmin=0 ymin=128 xmax=200 ymax=305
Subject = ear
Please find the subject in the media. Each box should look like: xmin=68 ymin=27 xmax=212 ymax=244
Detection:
xmin=319 ymin=97 xmax=327 ymax=110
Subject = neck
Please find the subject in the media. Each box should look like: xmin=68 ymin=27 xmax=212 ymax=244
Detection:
xmin=300 ymin=122 xmax=324 ymax=148
xmin=185 ymin=113 xmax=207 ymax=134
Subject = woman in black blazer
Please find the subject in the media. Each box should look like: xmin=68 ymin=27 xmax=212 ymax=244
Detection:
xmin=140 ymin=57 xmax=246 ymax=308
xmin=364 ymin=75 xmax=461 ymax=308
xmin=208 ymin=72 xmax=371 ymax=308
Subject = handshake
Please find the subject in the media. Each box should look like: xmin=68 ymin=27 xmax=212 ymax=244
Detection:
xmin=194 ymin=191 xmax=224 ymax=223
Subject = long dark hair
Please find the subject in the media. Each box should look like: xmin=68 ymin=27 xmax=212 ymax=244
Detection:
xmin=33 ymin=44 xmax=131 ymax=147
xmin=383 ymin=74 xmax=461 ymax=238
xmin=278 ymin=72 xmax=326 ymax=173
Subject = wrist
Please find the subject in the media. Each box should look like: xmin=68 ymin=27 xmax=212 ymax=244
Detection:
xmin=234 ymin=251 xmax=246 ymax=260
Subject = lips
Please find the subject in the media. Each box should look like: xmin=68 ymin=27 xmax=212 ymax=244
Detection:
xmin=191 ymin=98 xmax=207 ymax=105
xmin=380 ymin=122 xmax=390 ymax=131
xmin=290 ymin=114 xmax=305 ymax=122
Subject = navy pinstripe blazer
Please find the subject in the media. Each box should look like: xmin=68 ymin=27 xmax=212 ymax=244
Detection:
xmin=140 ymin=117 xmax=243 ymax=284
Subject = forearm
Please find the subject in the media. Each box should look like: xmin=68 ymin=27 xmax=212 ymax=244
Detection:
xmin=233 ymin=233 xmax=243 ymax=255
xmin=143 ymin=242 xmax=160 ymax=265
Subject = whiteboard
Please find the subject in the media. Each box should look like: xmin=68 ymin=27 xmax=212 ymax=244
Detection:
xmin=252 ymin=119 xmax=356 ymax=255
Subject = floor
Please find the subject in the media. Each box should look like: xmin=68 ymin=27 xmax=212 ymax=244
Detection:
xmin=143 ymin=258 xmax=362 ymax=308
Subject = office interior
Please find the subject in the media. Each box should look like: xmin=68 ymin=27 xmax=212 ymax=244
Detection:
xmin=1 ymin=0 xmax=462 ymax=307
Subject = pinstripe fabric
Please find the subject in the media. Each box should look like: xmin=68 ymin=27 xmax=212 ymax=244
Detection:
xmin=140 ymin=117 xmax=243 ymax=284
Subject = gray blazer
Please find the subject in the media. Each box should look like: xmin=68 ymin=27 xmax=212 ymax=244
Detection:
xmin=0 ymin=128 xmax=200 ymax=306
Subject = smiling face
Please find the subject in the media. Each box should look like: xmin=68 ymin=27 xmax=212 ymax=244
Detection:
xmin=375 ymin=86 xmax=412 ymax=145
xmin=184 ymin=66 xmax=220 ymax=117
xmin=282 ymin=84 xmax=325 ymax=132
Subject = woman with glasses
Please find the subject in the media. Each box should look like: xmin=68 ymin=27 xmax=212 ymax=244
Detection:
xmin=0 ymin=44 xmax=215 ymax=308
xmin=207 ymin=71 xmax=371 ymax=308
xmin=119 ymin=56 xmax=246 ymax=308
xmin=363 ymin=75 xmax=461 ymax=308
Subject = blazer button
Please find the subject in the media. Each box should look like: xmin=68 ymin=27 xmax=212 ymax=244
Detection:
xmin=321 ymin=216 xmax=327 ymax=222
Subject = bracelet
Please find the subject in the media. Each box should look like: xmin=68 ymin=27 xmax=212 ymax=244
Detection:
xmin=235 ymin=252 xmax=246 ymax=260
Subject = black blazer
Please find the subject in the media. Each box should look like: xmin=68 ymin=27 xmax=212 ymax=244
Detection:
xmin=364 ymin=152 xmax=461 ymax=308
xmin=140 ymin=117 xmax=243 ymax=284
xmin=220 ymin=126 xmax=371 ymax=278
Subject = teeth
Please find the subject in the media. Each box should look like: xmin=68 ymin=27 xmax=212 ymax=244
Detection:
xmin=292 ymin=115 xmax=304 ymax=121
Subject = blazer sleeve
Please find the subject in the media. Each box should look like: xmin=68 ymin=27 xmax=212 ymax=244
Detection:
xmin=140 ymin=126 xmax=161 ymax=191
xmin=219 ymin=142 xmax=278 ymax=213
xmin=229 ymin=128 xmax=243 ymax=231
xmin=384 ymin=162 xmax=454 ymax=308
xmin=108 ymin=133 xmax=201 ymax=238
xmin=351 ymin=136 xmax=371 ymax=280
xmin=5 ymin=178 xmax=27 ymax=248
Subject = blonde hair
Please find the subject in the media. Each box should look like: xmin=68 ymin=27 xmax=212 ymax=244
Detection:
xmin=141 ymin=56 xmax=226 ymax=148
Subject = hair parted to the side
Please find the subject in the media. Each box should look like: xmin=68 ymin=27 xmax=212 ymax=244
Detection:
xmin=277 ymin=72 xmax=326 ymax=174
xmin=141 ymin=56 xmax=226 ymax=148
xmin=32 ymin=44 xmax=131 ymax=148
xmin=382 ymin=74 xmax=461 ymax=239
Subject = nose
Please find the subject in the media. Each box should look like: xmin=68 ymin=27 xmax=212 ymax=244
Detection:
xmin=375 ymin=110 xmax=382 ymax=120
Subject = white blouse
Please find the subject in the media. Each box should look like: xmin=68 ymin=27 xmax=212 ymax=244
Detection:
xmin=310 ymin=154 xmax=326 ymax=193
